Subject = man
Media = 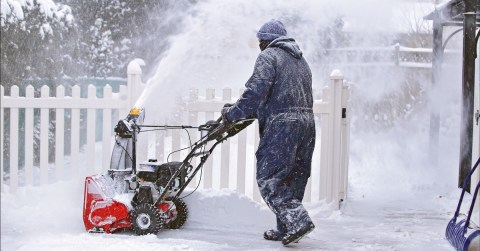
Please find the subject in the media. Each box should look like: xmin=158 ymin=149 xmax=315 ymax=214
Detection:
xmin=221 ymin=19 xmax=316 ymax=245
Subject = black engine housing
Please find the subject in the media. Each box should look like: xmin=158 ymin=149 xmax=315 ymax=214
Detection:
xmin=136 ymin=161 xmax=188 ymax=191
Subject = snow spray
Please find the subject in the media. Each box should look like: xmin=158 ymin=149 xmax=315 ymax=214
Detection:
xmin=136 ymin=0 xmax=463 ymax=194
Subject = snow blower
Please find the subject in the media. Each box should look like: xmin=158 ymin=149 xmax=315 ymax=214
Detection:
xmin=446 ymin=157 xmax=480 ymax=251
xmin=83 ymin=107 xmax=253 ymax=234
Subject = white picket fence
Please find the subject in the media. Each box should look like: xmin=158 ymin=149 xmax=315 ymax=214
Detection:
xmin=1 ymin=60 xmax=351 ymax=206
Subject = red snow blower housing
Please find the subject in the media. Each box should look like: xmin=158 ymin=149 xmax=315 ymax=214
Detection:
xmin=83 ymin=108 xmax=253 ymax=234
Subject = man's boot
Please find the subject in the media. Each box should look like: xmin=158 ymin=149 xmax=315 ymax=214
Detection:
xmin=264 ymin=229 xmax=285 ymax=241
xmin=281 ymin=222 xmax=315 ymax=245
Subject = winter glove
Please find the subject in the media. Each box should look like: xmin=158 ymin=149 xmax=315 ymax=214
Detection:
xmin=221 ymin=103 xmax=234 ymax=127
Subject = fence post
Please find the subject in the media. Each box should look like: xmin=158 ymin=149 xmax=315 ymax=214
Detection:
xmin=339 ymin=81 xmax=351 ymax=207
xmin=86 ymin=85 xmax=96 ymax=174
xmin=203 ymin=88 xmax=215 ymax=188
xmin=127 ymin=60 xmax=144 ymax=110
xmin=155 ymin=126 xmax=165 ymax=163
xmin=220 ymin=87 xmax=231 ymax=189
xmin=320 ymin=86 xmax=330 ymax=202
xmin=40 ymin=86 xmax=49 ymax=185
xmin=102 ymin=85 xmax=112 ymax=171
xmin=236 ymin=87 xmax=247 ymax=194
xmin=55 ymin=85 xmax=65 ymax=182
xmin=10 ymin=85 xmax=19 ymax=193
xmin=25 ymin=85 xmax=34 ymax=185
xmin=330 ymin=69 xmax=344 ymax=207
xmin=9 ymin=86 xmax=19 ymax=193
xmin=71 ymin=85 xmax=81 ymax=179
xmin=171 ymin=112 xmax=181 ymax=161
xmin=325 ymin=84 xmax=335 ymax=203
xmin=127 ymin=60 xmax=147 ymax=166
xmin=187 ymin=89 xmax=199 ymax=188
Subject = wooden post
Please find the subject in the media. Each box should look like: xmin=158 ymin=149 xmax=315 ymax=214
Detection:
xmin=9 ymin=86 xmax=19 ymax=193
xmin=220 ymin=88 xmax=232 ymax=189
xmin=171 ymin=112 xmax=181 ymax=161
xmin=127 ymin=60 xmax=147 ymax=165
xmin=40 ymin=85 xmax=49 ymax=185
xmin=102 ymin=85 xmax=112 ymax=171
xmin=325 ymin=83 xmax=335 ymax=203
xmin=188 ymin=89 xmax=199 ymax=188
xmin=236 ymin=88 xmax=248 ymax=194
xmin=25 ymin=85 xmax=34 ymax=185
xmin=86 ymin=85 xmax=96 ymax=174
xmin=339 ymin=82 xmax=351 ymax=206
xmin=55 ymin=85 xmax=65 ymax=181
xmin=71 ymin=85 xmax=81 ymax=179
xmin=126 ymin=60 xmax=143 ymax=110
xmin=330 ymin=70 xmax=344 ymax=206
xmin=320 ymin=86 xmax=330 ymax=201
xmin=236 ymin=128 xmax=247 ymax=193
xmin=203 ymin=88 xmax=215 ymax=188
xmin=155 ymin=126 xmax=165 ymax=162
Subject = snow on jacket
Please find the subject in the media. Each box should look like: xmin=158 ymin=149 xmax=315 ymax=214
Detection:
xmin=224 ymin=36 xmax=313 ymax=134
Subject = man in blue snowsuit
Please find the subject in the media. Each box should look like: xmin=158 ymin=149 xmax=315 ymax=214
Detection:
xmin=221 ymin=19 xmax=316 ymax=245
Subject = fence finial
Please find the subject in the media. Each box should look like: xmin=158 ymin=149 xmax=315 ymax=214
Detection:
xmin=127 ymin=59 xmax=144 ymax=75
xmin=330 ymin=69 xmax=343 ymax=79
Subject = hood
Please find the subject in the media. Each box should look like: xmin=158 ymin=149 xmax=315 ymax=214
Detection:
xmin=267 ymin=37 xmax=303 ymax=59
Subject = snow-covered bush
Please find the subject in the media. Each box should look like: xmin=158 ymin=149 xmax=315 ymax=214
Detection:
xmin=1 ymin=0 xmax=75 ymax=89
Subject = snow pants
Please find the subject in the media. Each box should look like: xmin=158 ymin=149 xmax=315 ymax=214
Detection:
xmin=255 ymin=111 xmax=316 ymax=234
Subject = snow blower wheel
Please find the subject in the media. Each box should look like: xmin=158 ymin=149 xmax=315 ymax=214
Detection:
xmin=165 ymin=197 xmax=188 ymax=229
xmin=130 ymin=203 xmax=163 ymax=235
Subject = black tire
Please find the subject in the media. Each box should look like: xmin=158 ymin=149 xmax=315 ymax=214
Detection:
xmin=165 ymin=197 xmax=188 ymax=229
xmin=130 ymin=203 xmax=163 ymax=235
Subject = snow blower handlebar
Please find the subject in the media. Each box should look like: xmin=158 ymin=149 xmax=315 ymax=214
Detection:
xmin=199 ymin=116 xmax=254 ymax=142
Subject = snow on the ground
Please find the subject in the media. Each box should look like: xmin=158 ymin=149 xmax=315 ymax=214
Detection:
xmin=0 ymin=157 xmax=470 ymax=251
xmin=0 ymin=179 xmax=463 ymax=251
xmin=0 ymin=96 xmax=473 ymax=251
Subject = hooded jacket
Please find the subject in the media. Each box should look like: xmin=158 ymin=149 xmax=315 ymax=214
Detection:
xmin=224 ymin=36 xmax=313 ymax=134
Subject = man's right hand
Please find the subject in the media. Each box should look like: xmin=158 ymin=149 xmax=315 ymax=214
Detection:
xmin=221 ymin=103 xmax=234 ymax=126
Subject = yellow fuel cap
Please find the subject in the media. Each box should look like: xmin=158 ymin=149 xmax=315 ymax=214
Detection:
xmin=129 ymin=107 xmax=141 ymax=116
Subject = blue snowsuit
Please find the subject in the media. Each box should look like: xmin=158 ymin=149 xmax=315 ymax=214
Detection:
xmin=223 ymin=36 xmax=315 ymax=234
